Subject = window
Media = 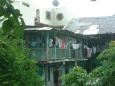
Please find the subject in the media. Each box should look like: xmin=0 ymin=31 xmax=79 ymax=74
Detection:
xmin=46 ymin=11 xmax=51 ymax=20
xmin=65 ymin=64 xmax=69 ymax=74
xmin=48 ymin=65 xmax=50 ymax=81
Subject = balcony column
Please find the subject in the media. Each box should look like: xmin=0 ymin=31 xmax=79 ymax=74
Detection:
xmin=68 ymin=37 xmax=71 ymax=58
xmin=54 ymin=40 xmax=56 ymax=60
xmin=80 ymin=35 xmax=83 ymax=59
xmin=47 ymin=32 xmax=49 ymax=60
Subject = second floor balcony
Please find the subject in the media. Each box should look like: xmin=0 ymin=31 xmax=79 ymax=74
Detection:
xmin=30 ymin=48 xmax=83 ymax=62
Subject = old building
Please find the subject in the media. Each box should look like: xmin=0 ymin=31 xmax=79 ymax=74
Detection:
xmin=9 ymin=0 xmax=115 ymax=86
xmin=24 ymin=27 xmax=86 ymax=86
xmin=34 ymin=0 xmax=74 ymax=28
xmin=63 ymin=16 xmax=115 ymax=72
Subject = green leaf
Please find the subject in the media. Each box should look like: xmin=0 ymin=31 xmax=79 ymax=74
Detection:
xmin=4 ymin=4 xmax=14 ymax=18
xmin=14 ymin=26 xmax=24 ymax=38
xmin=12 ymin=9 xmax=22 ymax=18
xmin=0 ymin=7 xmax=4 ymax=17
xmin=2 ymin=19 xmax=13 ymax=33
xmin=0 ymin=0 xmax=6 ymax=7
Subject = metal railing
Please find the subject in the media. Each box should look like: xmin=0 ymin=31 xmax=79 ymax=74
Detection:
xmin=30 ymin=48 xmax=82 ymax=61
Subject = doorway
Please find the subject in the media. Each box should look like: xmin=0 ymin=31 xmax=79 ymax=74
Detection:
xmin=53 ymin=67 xmax=61 ymax=86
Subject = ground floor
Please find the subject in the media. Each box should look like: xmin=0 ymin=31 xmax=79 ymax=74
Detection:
xmin=38 ymin=61 xmax=75 ymax=86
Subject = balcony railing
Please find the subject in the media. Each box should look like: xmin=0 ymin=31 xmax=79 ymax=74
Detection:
xmin=30 ymin=48 xmax=83 ymax=61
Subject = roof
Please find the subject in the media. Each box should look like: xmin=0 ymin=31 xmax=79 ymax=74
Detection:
xmin=63 ymin=16 xmax=115 ymax=35
xmin=25 ymin=27 xmax=76 ymax=37
xmin=82 ymin=25 xmax=99 ymax=35
xmin=34 ymin=22 xmax=64 ymax=28
xmin=25 ymin=27 xmax=52 ymax=31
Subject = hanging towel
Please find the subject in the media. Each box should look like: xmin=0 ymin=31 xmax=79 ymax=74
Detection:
xmin=87 ymin=47 xmax=92 ymax=58
xmin=49 ymin=39 xmax=53 ymax=47
xmin=93 ymin=46 xmax=96 ymax=54
xmin=61 ymin=40 xmax=65 ymax=48
xmin=72 ymin=44 xmax=80 ymax=49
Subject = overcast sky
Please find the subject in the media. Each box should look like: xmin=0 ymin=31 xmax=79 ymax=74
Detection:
xmin=31 ymin=0 xmax=115 ymax=18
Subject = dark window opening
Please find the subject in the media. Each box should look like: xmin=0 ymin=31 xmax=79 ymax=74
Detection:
xmin=48 ymin=65 xmax=50 ymax=81
xmin=36 ymin=9 xmax=40 ymax=17
xmin=65 ymin=64 xmax=69 ymax=74
xmin=46 ymin=11 xmax=51 ymax=20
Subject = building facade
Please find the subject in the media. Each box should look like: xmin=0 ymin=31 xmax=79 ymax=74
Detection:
xmin=24 ymin=27 xmax=85 ymax=86
xmin=35 ymin=7 xmax=74 ymax=27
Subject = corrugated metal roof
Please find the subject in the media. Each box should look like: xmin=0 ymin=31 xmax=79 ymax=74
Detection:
xmin=25 ymin=27 xmax=53 ymax=31
xmin=25 ymin=27 xmax=77 ymax=37
xmin=63 ymin=16 xmax=115 ymax=35
xmin=82 ymin=25 xmax=99 ymax=35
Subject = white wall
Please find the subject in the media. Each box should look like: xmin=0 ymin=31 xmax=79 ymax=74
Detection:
xmin=38 ymin=7 xmax=74 ymax=26
xmin=39 ymin=8 xmax=52 ymax=25
xmin=12 ymin=0 xmax=36 ymax=26
xmin=51 ymin=7 xmax=74 ymax=26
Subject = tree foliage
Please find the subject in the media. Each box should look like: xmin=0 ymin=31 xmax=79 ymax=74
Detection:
xmin=90 ymin=41 xmax=115 ymax=86
xmin=63 ymin=41 xmax=115 ymax=86
xmin=0 ymin=0 xmax=43 ymax=86
xmin=0 ymin=0 xmax=24 ymax=38
xmin=63 ymin=66 xmax=88 ymax=86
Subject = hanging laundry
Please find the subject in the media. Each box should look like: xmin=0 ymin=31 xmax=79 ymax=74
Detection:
xmin=61 ymin=40 xmax=65 ymax=48
xmin=52 ymin=37 xmax=56 ymax=47
xmin=65 ymin=38 xmax=68 ymax=48
xmin=84 ymin=46 xmax=87 ymax=58
xmin=66 ymin=42 xmax=69 ymax=48
xmin=84 ymin=45 xmax=92 ymax=58
xmin=58 ymin=39 xmax=61 ymax=48
xmin=72 ymin=44 xmax=80 ymax=50
xmin=93 ymin=46 xmax=96 ymax=54
xmin=49 ymin=39 xmax=53 ymax=47
xmin=55 ymin=37 xmax=60 ymax=48
xmin=87 ymin=47 xmax=92 ymax=58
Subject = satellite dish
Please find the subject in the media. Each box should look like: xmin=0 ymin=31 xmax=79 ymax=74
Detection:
xmin=52 ymin=0 xmax=59 ymax=7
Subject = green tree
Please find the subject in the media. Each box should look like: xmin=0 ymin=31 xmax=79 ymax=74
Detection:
xmin=63 ymin=41 xmax=115 ymax=86
xmin=63 ymin=66 xmax=88 ymax=86
xmin=0 ymin=0 xmax=43 ymax=86
xmin=90 ymin=41 xmax=115 ymax=86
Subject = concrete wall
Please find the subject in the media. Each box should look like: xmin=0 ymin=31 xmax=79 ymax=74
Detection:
xmin=39 ymin=8 xmax=52 ymax=25
xmin=12 ymin=0 xmax=36 ymax=26
xmin=38 ymin=7 xmax=74 ymax=26
xmin=40 ymin=63 xmax=74 ymax=86
xmin=51 ymin=7 xmax=74 ymax=26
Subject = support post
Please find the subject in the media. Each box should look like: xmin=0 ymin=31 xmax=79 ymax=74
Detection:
xmin=47 ymin=32 xmax=49 ymax=60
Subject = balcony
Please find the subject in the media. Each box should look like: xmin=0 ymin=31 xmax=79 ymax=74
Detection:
xmin=30 ymin=48 xmax=83 ymax=62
